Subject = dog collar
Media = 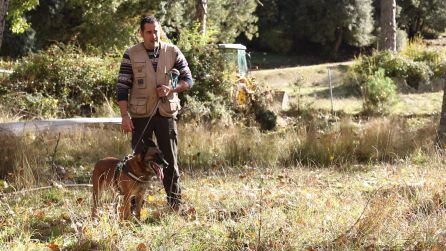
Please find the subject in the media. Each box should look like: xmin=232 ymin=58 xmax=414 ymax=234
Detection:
xmin=118 ymin=160 xmax=151 ymax=184
xmin=125 ymin=171 xmax=151 ymax=183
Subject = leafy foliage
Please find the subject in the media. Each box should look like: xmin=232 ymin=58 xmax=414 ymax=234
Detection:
xmin=349 ymin=41 xmax=446 ymax=113
xmin=4 ymin=0 xmax=258 ymax=56
xmin=350 ymin=47 xmax=442 ymax=89
xmin=397 ymin=0 xmax=446 ymax=38
xmin=6 ymin=0 xmax=39 ymax=33
xmin=159 ymin=0 xmax=258 ymax=43
xmin=2 ymin=44 xmax=119 ymax=118
xmin=174 ymin=24 xmax=234 ymax=122
xmin=361 ymin=68 xmax=397 ymax=114
xmin=253 ymin=0 xmax=375 ymax=54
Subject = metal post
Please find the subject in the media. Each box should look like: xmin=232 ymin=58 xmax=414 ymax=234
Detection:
xmin=328 ymin=67 xmax=334 ymax=114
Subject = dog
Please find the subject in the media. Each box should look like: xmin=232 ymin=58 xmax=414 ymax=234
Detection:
xmin=91 ymin=143 xmax=167 ymax=220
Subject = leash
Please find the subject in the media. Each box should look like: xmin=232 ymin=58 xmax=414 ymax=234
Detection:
xmin=131 ymin=99 xmax=161 ymax=155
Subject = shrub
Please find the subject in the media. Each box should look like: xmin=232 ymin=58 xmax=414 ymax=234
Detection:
xmin=177 ymin=24 xmax=274 ymax=127
xmin=361 ymin=68 xmax=397 ymax=114
xmin=254 ymin=108 xmax=277 ymax=131
xmin=349 ymin=46 xmax=442 ymax=96
xmin=401 ymin=37 xmax=446 ymax=78
xmin=3 ymin=44 xmax=119 ymax=118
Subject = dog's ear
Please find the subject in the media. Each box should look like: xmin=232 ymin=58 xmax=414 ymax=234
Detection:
xmin=142 ymin=139 xmax=157 ymax=149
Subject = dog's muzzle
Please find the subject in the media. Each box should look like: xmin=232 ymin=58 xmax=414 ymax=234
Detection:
xmin=149 ymin=152 xmax=168 ymax=181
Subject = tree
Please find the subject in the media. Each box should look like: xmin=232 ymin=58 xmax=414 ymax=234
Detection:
xmin=397 ymin=0 xmax=446 ymax=38
xmin=3 ymin=0 xmax=258 ymax=55
xmin=253 ymin=0 xmax=375 ymax=55
xmin=196 ymin=0 xmax=207 ymax=34
xmin=293 ymin=0 xmax=375 ymax=54
xmin=0 ymin=0 xmax=38 ymax=51
xmin=160 ymin=0 xmax=258 ymax=43
xmin=380 ymin=0 xmax=397 ymax=51
xmin=0 ymin=0 xmax=8 ymax=50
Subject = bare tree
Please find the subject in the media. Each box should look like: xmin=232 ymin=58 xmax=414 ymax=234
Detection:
xmin=380 ymin=0 xmax=396 ymax=51
xmin=196 ymin=0 xmax=207 ymax=34
xmin=0 ymin=0 xmax=9 ymax=50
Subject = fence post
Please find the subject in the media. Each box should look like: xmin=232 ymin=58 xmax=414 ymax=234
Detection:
xmin=328 ymin=67 xmax=334 ymax=114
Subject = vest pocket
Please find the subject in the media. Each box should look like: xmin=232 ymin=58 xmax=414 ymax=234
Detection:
xmin=160 ymin=98 xmax=180 ymax=116
xmin=129 ymin=97 xmax=147 ymax=115
xmin=134 ymin=62 xmax=146 ymax=89
xmin=169 ymin=100 xmax=179 ymax=112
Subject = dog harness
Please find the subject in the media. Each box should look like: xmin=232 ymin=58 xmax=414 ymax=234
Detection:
xmin=114 ymin=155 xmax=151 ymax=185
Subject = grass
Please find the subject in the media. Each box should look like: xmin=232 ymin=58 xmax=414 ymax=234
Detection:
xmin=1 ymin=39 xmax=446 ymax=249
xmin=253 ymin=60 xmax=444 ymax=117
xmin=2 ymin=154 xmax=446 ymax=249
xmin=0 ymin=116 xmax=444 ymax=249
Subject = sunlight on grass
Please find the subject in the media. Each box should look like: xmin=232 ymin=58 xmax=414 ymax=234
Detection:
xmin=392 ymin=92 xmax=443 ymax=115
xmin=0 ymin=116 xmax=444 ymax=249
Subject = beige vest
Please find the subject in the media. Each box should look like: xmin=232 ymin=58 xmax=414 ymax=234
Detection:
xmin=128 ymin=41 xmax=181 ymax=118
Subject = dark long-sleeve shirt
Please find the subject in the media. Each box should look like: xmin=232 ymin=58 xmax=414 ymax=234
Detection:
xmin=116 ymin=45 xmax=193 ymax=101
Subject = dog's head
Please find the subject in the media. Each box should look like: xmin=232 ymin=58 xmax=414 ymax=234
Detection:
xmin=137 ymin=140 xmax=168 ymax=180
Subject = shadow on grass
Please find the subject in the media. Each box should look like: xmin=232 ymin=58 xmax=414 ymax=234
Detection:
xmin=310 ymin=84 xmax=361 ymax=99
xmin=250 ymin=52 xmax=349 ymax=69
xmin=30 ymin=218 xmax=72 ymax=242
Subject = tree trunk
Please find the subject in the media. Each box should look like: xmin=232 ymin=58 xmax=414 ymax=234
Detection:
xmin=334 ymin=28 xmax=343 ymax=55
xmin=0 ymin=0 xmax=9 ymax=50
xmin=380 ymin=0 xmax=397 ymax=51
xmin=437 ymin=79 xmax=446 ymax=148
xmin=196 ymin=0 xmax=207 ymax=35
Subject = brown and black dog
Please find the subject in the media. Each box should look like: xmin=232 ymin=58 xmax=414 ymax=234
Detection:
xmin=92 ymin=144 xmax=167 ymax=220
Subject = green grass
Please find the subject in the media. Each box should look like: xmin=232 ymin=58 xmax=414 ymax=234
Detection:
xmin=252 ymin=60 xmax=444 ymax=116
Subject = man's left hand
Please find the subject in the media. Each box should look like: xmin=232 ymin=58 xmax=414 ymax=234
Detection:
xmin=156 ymin=85 xmax=173 ymax=97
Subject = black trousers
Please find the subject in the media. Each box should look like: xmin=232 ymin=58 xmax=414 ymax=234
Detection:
xmin=132 ymin=113 xmax=181 ymax=206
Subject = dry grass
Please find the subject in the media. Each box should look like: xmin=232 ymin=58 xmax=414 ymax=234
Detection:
xmin=2 ymin=155 xmax=446 ymax=249
xmin=0 ymin=118 xmax=444 ymax=249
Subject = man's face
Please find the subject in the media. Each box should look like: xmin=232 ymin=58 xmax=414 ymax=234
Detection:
xmin=140 ymin=22 xmax=160 ymax=49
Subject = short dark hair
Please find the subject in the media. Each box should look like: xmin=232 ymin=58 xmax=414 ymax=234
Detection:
xmin=140 ymin=16 xmax=159 ymax=31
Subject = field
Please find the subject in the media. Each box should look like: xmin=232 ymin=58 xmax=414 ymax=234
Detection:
xmin=252 ymin=55 xmax=444 ymax=117
xmin=1 ymin=55 xmax=446 ymax=249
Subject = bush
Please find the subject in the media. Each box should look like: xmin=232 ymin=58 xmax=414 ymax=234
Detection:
xmin=361 ymin=68 xmax=397 ymax=114
xmin=401 ymin=38 xmax=446 ymax=78
xmin=350 ymin=46 xmax=442 ymax=95
xmin=173 ymin=24 xmax=236 ymax=123
xmin=2 ymin=44 xmax=119 ymax=118
xmin=254 ymin=108 xmax=277 ymax=131
xmin=177 ymin=24 xmax=274 ymax=127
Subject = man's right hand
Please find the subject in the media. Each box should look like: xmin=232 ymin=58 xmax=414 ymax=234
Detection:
xmin=121 ymin=116 xmax=134 ymax=133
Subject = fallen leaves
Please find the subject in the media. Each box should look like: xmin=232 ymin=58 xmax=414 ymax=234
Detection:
xmin=136 ymin=242 xmax=147 ymax=251
xmin=46 ymin=243 xmax=60 ymax=251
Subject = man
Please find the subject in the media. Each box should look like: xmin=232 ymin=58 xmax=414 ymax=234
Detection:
xmin=116 ymin=16 xmax=193 ymax=210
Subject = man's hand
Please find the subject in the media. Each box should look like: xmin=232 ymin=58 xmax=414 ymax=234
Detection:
xmin=121 ymin=115 xmax=134 ymax=133
xmin=156 ymin=85 xmax=173 ymax=97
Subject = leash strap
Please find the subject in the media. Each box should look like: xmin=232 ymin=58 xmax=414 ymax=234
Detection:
xmin=131 ymin=99 xmax=161 ymax=155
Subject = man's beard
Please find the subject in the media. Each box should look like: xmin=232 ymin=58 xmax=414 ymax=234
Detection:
xmin=144 ymin=39 xmax=159 ymax=50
